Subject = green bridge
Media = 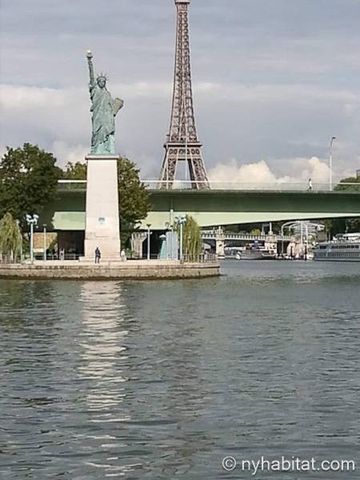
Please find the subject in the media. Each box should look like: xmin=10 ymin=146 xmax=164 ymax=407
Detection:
xmin=44 ymin=186 xmax=360 ymax=232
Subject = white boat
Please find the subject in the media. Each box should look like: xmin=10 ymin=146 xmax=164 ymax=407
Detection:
xmin=313 ymin=233 xmax=360 ymax=262
xmin=235 ymin=246 xmax=276 ymax=260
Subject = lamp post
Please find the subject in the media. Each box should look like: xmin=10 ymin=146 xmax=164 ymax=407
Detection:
xmin=146 ymin=224 xmax=151 ymax=261
xmin=170 ymin=224 xmax=174 ymax=260
xmin=329 ymin=136 xmax=336 ymax=191
xmin=26 ymin=214 xmax=39 ymax=263
xmin=165 ymin=222 xmax=175 ymax=260
xmin=175 ymin=216 xmax=186 ymax=262
xmin=43 ymin=224 xmax=47 ymax=261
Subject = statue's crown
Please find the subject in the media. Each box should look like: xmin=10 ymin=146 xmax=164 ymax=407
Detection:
xmin=96 ymin=73 xmax=108 ymax=82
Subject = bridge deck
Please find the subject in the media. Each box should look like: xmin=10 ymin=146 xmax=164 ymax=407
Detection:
xmin=43 ymin=187 xmax=360 ymax=231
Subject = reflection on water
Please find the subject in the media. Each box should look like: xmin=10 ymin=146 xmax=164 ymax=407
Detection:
xmin=0 ymin=262 xmax=359 ymax=479
xmin=79 ymin=282 xmax=128 ymax=406
xmin=78 ymin=283 xmax=135 ymax=477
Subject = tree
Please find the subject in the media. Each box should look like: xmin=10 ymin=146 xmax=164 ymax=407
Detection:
xmin=183 ymin=215 xmax=202 ymax=262
xmin=345 ymin=218 xmax=360 ymax=233
xmin=0 ymin=143 xmax=61 ymax=227
xmin=329 ymin=175 xmax=360 ymax=233
xmin=334 ymin=176 xmax=360 ymax=192
xmin=62 ymin=161 xmax=87 ymax=180
xmin=117 ymin=158 xmax=151 ymax=246
xmin=0 ymin=213 xmax=22 ymax=263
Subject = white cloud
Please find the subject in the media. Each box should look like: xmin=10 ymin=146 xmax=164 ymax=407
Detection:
xmin=0 ymin=82 xmax=172 ymax=110
xmin=0 ymin=85 xmax=67 ymax=109
xmin=208 ymin=157 xmax=332 ymax=188
xmin=52 ymin=141 xmax=88 ymax=167
xmin=1 ymin=78 xmax=359 ymax=180
xmin=209 ymin=159 xmax=281 ymax=184
xmin=195 ymin=82 xmax=359 ymax=105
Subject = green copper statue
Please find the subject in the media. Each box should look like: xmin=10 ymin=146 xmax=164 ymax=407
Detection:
xmin=86 ymin=50 xmax=124 ymax=155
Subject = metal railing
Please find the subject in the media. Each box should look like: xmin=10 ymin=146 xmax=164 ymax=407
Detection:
xmin=201 ymin=231 xmax=292 ymax=241
xmin=30 ymin=253 xmax=82 ymax=261
xmin=57 ymin=179 xmax=360 ymax=192
xmin=57 ymin=180 xmax=87 ymax=191
xmin=142 ymin=180 xmax=360 ymax=192
xmin=182 ymin=253 xmax=218 ymax=263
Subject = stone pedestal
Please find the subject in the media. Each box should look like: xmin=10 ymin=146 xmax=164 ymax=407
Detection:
xmin=84 ymin=155 xmax=121 ymax=260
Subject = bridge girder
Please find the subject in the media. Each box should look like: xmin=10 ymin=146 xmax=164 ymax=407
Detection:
xmin=45 ymin=189 xmax=360 ymax=231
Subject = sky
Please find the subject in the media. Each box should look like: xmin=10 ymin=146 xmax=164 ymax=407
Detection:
xmin=1 ymin=0 xmax=360 ymax=185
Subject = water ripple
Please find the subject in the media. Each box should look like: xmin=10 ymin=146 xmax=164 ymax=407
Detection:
xmin=0 ymin=263 xmax=359 ymax=479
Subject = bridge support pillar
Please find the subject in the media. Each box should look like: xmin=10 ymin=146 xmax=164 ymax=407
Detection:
xmin=215 ymin=227 xmax=225 ymax=258
xmin=131 ymin=232 xmax=147 ymax=259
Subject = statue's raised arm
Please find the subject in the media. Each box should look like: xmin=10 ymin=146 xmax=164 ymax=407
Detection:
xmin=85 ymin=50 xmax=124 ymax=155
xmin=86 ymin=50 xmax=95 ymax=88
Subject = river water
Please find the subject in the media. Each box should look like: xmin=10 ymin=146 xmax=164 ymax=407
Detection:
xmin=0 ymin=261 xmax=359 ymax=479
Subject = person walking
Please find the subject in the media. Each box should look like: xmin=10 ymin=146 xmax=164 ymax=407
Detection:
xmin=307 ymin=178 xmax=313 ymax=191
xmin=95 ymin=247 xmax=101 ymax=264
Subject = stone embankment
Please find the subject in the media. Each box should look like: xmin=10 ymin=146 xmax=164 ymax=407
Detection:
xmin=0 ymin=260 xmax=220 ymax=280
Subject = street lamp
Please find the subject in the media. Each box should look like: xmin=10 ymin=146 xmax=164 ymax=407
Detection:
xmin=26 ymin=214 xmax=39 ymax=263
xmin=165 ymin=221 xmax=175 ymax=260
xmin=175 ymin=215 xmax=186 ymax=261
xmin=329 ymin=136 xmax=336 ymax=191
xmin=146 ymin=223 xmax=152 ymax=261
xmin=43 ymin=224 xmax=47 ymax=261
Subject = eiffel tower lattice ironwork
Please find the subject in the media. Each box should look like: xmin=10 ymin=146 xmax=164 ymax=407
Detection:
xmin=159 ymin=0 xmax=210 ymax=190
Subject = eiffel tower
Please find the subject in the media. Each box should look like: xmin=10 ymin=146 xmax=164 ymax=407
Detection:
xmin=159 ymin=0 xmax=210 ymax=190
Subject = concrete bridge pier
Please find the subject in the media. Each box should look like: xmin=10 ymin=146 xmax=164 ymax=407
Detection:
xmin=215 ymin=227 xmax=225 ymax=257
xmin=131 ymin=232 xmax=147 ymax=259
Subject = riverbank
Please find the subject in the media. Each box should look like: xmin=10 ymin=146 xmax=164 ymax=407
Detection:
xmin=0 ymin=259 xmax=220 ymax=280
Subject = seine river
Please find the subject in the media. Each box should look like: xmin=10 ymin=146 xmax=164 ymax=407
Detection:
xmin=0 ymin=261 xmax=359 ymax=479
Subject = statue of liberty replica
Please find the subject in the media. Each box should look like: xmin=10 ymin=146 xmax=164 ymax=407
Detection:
xmin=84 ymin=50 xmax=123 ymax=260
xmin=86 ymin=50 xmax=124 ymax=154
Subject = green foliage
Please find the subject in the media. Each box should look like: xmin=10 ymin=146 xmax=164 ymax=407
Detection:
xmin=0 ymin=213 xmax=22 ymax=263
xmin=324 ymin=217 xmax=360 ymax=237
xmin=117 ymin=157 xmax=151 ymax=246
xmin=62 ymin=161 xmax=87 ymax=180
xmin=0 ymin=143 xmax=61 ymax=227
xmin=334 ymin=176 xmax=360 ymax=192
xmin=346 ymin=218 xmax=360 ymax=232
xmin=325 ymin=176 xmax=360 ymax=234
xmin=183 ymin=215 xmax=202 ymax=261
